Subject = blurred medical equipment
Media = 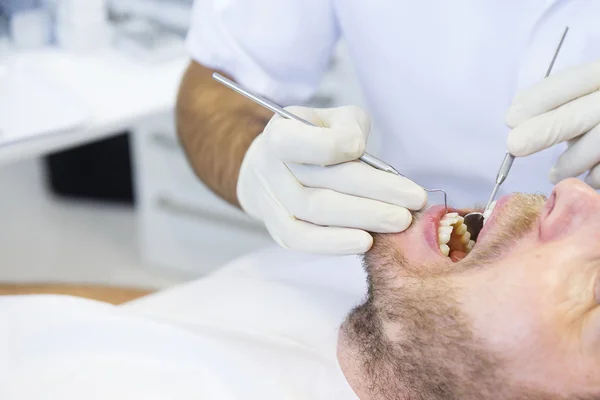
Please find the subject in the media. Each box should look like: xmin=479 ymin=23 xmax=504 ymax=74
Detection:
xmin=213 ymin=72 xmax=449 ymax=212
xmin=464 ymin=27 xmax=570 ymax=240
xmin=112 ymin=18 xmax=185 ymax=64
xmin=106 ymin=0 xmax=189 ymax=63
xmin=0 ymin=13 xmax=9 ymax=51
xmin=0 ymin=0 xmax=51 ymax=48
xmin=55 ymin=0 xmax=110 ymax=52
xmin=108 ymin=0 xmax=192 ymax=34
xmin=0 ymin=0 xmax=110 ymax=52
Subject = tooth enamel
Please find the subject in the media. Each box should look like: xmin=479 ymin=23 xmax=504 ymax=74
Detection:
xmin=440 ymin=244 xmax=450 ymax=256
xmin=438 ymin=226 xmax=453 ymax=244
xmin=466 ymin=240 xmax=475 ymax=252
xmin=439 ymin=214 xmax=459 ymax=226
xmin=460 ymin=231 xmax=471 ymax=244
xmin=438 ymin=212 xmax=478 ymax=258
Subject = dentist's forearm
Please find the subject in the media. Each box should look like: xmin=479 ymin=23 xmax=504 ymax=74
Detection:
xmin=175 ymin=61 xmax=273 ymax=207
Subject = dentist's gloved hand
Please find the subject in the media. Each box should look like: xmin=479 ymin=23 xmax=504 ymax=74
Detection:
xmin=237 ymin=105 xmax=427 ymax=255
xmin=506 ymin=59 xmax=600 ymax=188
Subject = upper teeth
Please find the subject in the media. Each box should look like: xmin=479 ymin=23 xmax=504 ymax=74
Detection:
xmin=482 ymin=201 xmax=497 ymax=225
xmin=438 ymin=212 xmax=475 ymax=257
xmin=438 ymin=226 xmax=453 ymax=243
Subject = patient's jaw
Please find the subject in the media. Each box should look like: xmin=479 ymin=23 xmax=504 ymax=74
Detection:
xmin=338 ymin=178 xmax=600 ymax=399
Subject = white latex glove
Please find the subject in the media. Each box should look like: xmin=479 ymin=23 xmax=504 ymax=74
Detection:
xmin=237 ymin=106 xmax=427 ymax=255
xmin=506 ymin=59 xmax=600 ymax=188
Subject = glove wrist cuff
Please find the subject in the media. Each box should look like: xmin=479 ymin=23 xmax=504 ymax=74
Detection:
xmin=236 ymin=134 xmax=265 ymax=221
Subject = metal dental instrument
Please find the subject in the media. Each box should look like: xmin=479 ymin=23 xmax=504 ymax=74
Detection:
xmin=213 ymin=72 xmax=449 ymax=210
xmin=463 ymin=26 xmax=570 ymax=240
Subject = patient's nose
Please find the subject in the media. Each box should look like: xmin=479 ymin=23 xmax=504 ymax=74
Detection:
xmin=554 ymin=178 xmax=599 ymax=208
xmin=542 ymin=178 xmax=600 ymax=241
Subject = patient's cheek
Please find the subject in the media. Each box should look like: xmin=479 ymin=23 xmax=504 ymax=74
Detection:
xmin=540 ymin=207 xmax=570 ymax=242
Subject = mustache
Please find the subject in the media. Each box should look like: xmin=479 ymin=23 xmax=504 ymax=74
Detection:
xmin=459 ymin=193 xmax=547 ymax=268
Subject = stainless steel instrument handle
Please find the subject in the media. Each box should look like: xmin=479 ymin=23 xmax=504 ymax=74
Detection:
xmin=212 ymin=73 xmax=401 ymax=175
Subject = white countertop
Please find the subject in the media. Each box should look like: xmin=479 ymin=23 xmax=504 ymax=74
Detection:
xmin=0 ymin=47 xmax=189 ymax=166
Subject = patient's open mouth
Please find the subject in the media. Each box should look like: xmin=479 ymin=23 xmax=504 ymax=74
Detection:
xmin=437 ymin=212 xmax=475 ymax=260
xmin=436 ymin=201 xmax=498 ymax=262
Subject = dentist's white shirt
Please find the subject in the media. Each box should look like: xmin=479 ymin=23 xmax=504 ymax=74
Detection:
xmin=187 ymin=0 xmax=600 ymax=207
xmin=0 ymin=248 xmax=365 ymax=400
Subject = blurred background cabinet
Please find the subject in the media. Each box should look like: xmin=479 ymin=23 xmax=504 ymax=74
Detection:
xmin=131 ymin=112 xmax=273 ymax=276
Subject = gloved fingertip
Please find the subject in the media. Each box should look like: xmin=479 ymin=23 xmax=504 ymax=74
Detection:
xmin=397 ymin=187 xmax=427 ymax=211
xmin=584 ymin=172 xmax=600 ymax=190
xmin=394 ymin=179 xmax=428 ymax=210
xmin=548 ymin=167 xmax=561 ymax=185
xmin=505 ymin=102 xmax=526 ymax=128
xmin=333 ymin=231 xmax=373 ymax=255
xmin=408 ymin=195 xmax=428 ymax=211
xmin=341 ymin=137 xmax=365 ymax=159
xmin=506 ymin=131 xmax=528 ymax=157
xmin=355 ymin=231 xmax=374 ymax=254
xmin=348 ymin=106 xmax=372 ymax=139
xmin=392 ymin=208 xmax=413 ymax=232
xmin=414 ymin=188 xmax=428 ymax=210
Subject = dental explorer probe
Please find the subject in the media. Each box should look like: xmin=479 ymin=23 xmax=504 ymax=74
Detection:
xmin=484 ymin=26 xmax=570 ymax=213
xmin=212 ymin=72 xmax=448 ymax=211
xmin=463 ymin=26 xmax=569 ymax=240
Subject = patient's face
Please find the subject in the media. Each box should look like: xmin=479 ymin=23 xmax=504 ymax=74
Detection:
xmin=339 ymin=178 xmax=600 ymax=400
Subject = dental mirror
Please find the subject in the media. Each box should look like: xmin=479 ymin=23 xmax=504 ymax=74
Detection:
xmin=463 ymin=213 xmax=484 ymax=241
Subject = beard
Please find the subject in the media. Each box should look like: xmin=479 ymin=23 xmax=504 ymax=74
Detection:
xmin=340 ymin=193 xmax=550 ymax=400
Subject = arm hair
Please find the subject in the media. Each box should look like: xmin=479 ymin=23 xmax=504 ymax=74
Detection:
xmin=175 ymin=61 xmax=273 ymax=207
